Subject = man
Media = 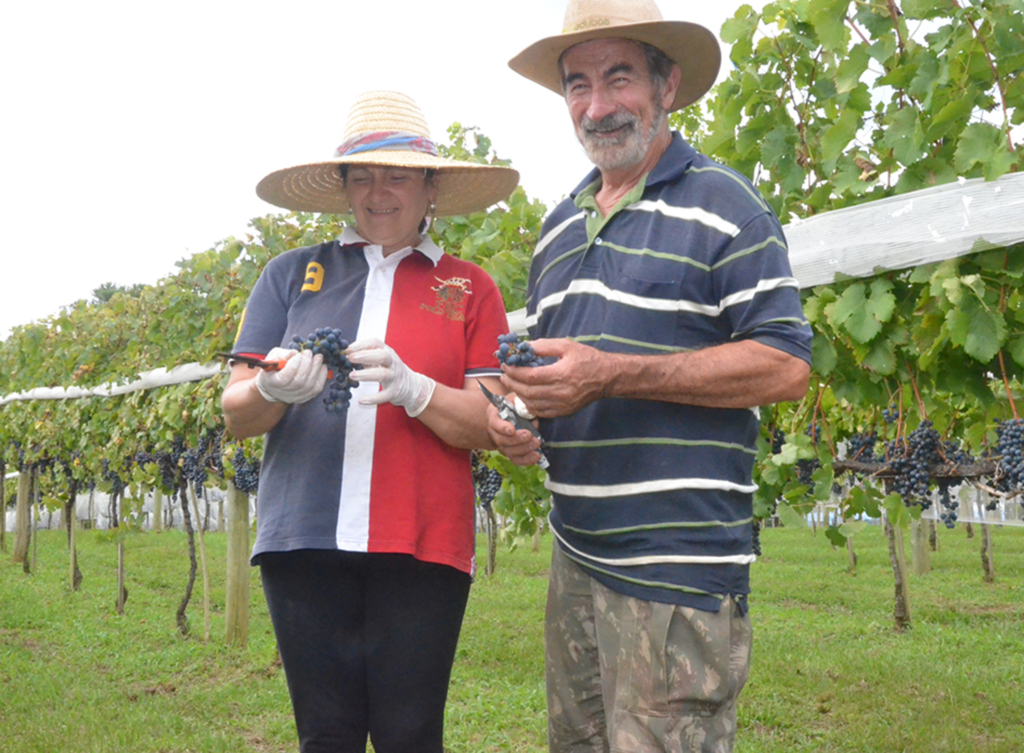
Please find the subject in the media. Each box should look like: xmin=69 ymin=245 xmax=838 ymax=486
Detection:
xmin=491 ymin=1 xmax=813 ymax=751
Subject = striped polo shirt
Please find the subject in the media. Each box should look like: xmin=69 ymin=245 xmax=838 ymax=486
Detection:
xmin=528 ymin=133 xmax=812 ymax=611
xmin=234 ymin=227 xmax=508 ymax=574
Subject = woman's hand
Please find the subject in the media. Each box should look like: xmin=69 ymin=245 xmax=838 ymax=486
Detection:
xmin=347 ymin=338 xmax=436 ymax=417
xmin=254 ymin=348 xmax=329 ymax=404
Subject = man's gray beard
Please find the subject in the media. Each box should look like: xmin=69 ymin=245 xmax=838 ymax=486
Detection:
xmin=577 ymin=103 xmax=666 ymax=173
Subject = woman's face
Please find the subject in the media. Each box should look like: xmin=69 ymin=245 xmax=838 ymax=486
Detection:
xmin=345 ymin=165 xmax=437 ymax=255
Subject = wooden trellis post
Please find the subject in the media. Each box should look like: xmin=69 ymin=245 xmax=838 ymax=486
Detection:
xmin=224 ymin=482 xmax=250 ymax=647
xmin=13 ymin=471 xmax=32 ymax=570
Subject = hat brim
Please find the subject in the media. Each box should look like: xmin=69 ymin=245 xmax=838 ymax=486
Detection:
xmin=508 ymin=20 xmax=721 ymax=111
xmin=256 ymin=152 xmax=520 ymax=217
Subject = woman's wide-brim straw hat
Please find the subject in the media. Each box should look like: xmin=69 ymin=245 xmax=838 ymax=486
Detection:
xmin=508 ymin=0 xmax=721 ymax=112
xmin=256 ymin=91 xmax=520 ymax=216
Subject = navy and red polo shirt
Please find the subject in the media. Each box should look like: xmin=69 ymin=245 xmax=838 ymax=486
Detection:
xmin=234 ymin=227 xmax=507 ymax=574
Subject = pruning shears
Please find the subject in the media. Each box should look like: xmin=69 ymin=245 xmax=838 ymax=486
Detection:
xmin=216 ymin=353 xmax=288 ymax=372
xmin=479 ymin=382 xmax=549 ymax=470
xmin=218 ymin=351 xmax=337 ymax=379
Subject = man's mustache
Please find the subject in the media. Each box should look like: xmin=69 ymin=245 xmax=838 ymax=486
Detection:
xmin=580 ymin=111 xmax=639 ymax=137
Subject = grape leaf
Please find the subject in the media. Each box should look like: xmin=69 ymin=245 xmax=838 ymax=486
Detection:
xmin=954 ymin=123 xmax=1016 ymax=180
xmin=820 ymin=108 xmax=862 ymax=164
xmin=882 ymin=107 xmax=927 ymax=165
xmin=777 ymin=502 xmax=809 ymax=529
xmin=825 ymin=525 xmax=847 ymax=547
xmin=836 ymin=44 xmax=871 ymax=94
xmin=809 ymin=0 xmax=852 ymax=52
xmin=1007 ymin=336 xmax=1024 ymax=367
xmin=946 ymin=294 xmax=1005 ymax=363
xmin=834 ymin=280 xmax=895 ymax=343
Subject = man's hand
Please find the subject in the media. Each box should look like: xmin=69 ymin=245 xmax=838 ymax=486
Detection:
xmin=485 ymin=396 xmax=545 ymax=466
xmin=254 ymin=348 xmax=328 ymax=404
xmin=347 ymin=338 xmax=437 ymax=417
xmin=500 ymin=338 xmax=608 ymax=418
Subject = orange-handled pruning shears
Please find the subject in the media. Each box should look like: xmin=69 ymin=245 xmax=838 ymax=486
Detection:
xmin=216 ymin=353 xmax=288 ymax=372
xmin=217 ymin=351 xmax=336 ymax=379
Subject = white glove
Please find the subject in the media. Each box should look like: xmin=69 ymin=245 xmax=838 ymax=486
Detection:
xmin=347 ymin=338 xmax=436 ymax=418
xmin=254 ymin=347 xmax=328 ymax=404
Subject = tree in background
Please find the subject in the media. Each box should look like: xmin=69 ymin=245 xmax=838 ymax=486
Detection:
xmin=673 ymin=0 xmax=1021 ymax=221
xmin=91 ymin=282 xmax=147 ymax=305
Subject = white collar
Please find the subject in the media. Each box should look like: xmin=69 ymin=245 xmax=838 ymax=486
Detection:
xmin=339 ymin=226 xmax=443 ymax=267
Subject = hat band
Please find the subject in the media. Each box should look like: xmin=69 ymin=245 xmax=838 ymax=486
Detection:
xmin=335 ymin=130 xmax=440 ymax=158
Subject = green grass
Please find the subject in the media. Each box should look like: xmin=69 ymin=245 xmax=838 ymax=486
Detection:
xmin=0 ymin=523 xmax=1022 ymax=752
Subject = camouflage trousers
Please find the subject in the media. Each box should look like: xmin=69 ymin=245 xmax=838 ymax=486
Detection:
xmin=545 ymin=545 xmax=753 ymax=753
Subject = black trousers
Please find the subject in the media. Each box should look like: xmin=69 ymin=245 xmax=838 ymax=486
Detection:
xmin=260 ymin=549 xmax=471 ymax=753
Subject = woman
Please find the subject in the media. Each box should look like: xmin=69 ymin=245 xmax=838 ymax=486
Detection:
xmin=221 ymin=90 xmax=519 ymax=753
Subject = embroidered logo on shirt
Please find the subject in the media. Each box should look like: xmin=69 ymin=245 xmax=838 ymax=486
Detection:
xmin=301 ymin=262 xmax=325 ymax=292
xmin=421 ymin=277 xmax=472 ymax=321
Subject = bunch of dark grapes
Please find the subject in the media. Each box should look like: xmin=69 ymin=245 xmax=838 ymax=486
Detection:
xmin=937 ymin=479 xmax=959 ymax=529
xmin=751 ymin=521 xmax=763 ymax=558
xmin=154 ymin=450 xmax=179 ymax=490
xmin=231 ymin=448 xmax=261 ymax=494
xmin=770 ymin=428 xmax=786 ymax=454
xmin=291 ymin=328 xmax=359 ymax=414
xmin=941 ymin=439 xmax=974 ymax=467
xmin=882 ymin=404 xmax=900 ymax=424
xmin=495 ymin=333 xmax=542 ymax=367
xmin=884 ymin=421 xmax=941 ymax=508
xmin=196 ymin=432 xmax=210 ymax=459
xmin=847 ymin=433 xmax=878 ymax=463
xmin=35 ymin=452 xmax=55 ymax=478
xmin=797 ymin=424 xmax=821 ymax=486
xmin=182 ymin=447 xmax=207 ymax=486
xmin=101 ymin=459 xmax=125 ymax=498
xmin=995 ymin=418 xmax=1024 ymax=492
xmin=170 ymin=436 xmax=187 ymax=466
xmin=471 ymin=453 xmax=503 ymax=510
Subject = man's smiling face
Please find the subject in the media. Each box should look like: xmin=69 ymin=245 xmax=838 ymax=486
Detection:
xmin=560 ymin=38 xmax=673 ymax=173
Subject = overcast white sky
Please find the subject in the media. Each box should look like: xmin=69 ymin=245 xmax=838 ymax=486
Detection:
xmin=0 ymin=0 xmax=761 ymax=339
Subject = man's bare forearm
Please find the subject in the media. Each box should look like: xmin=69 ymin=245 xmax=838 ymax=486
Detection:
xmin=603 ymin=339 xmax=810 ymax=409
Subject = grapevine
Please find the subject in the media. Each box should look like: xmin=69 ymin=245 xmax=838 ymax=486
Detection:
xmin=202 ymin=430 xmax=225 ymax=479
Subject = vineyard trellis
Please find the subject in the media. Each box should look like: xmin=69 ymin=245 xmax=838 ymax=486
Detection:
xmin=671 ymin=0 xmax=1024 ymax=630
xmin=3 ymin=0 xmax=1024 ymax=636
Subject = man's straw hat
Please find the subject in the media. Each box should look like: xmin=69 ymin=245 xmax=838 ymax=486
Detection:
xmin=256 ymin=90 xmax=520 ymax=216
xmin=508 ymin=0 xmax=721 ymax=111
